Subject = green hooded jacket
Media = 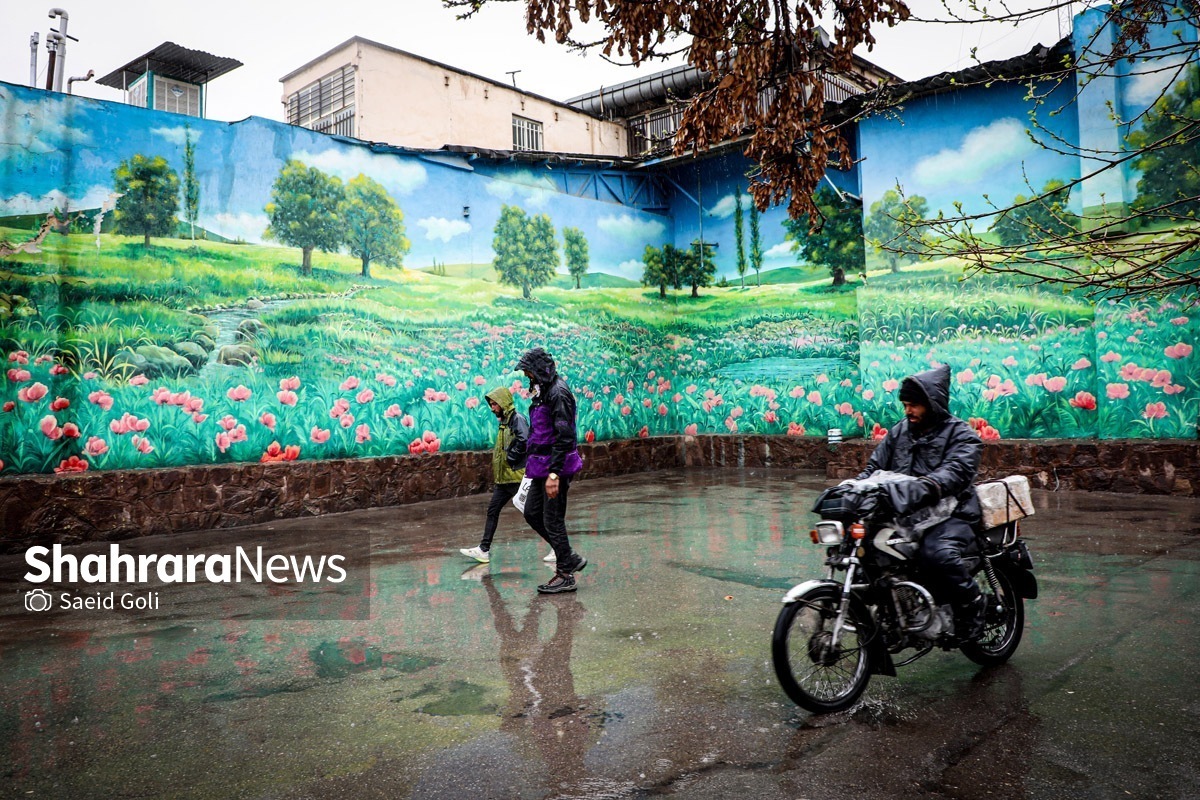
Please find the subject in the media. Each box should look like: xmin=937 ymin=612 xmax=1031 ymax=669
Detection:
xmin=486 ymin=386 xmax=528 ymax=484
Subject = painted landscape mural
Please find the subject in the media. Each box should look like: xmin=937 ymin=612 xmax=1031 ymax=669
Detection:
xmin=0 ymin=6 xmax=1197 ymax=477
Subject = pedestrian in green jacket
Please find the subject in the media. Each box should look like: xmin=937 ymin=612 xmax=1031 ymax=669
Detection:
xmin=460 ymin=387 xmax=529 ymax=563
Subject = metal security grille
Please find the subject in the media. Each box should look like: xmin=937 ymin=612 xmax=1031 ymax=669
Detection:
xmin=512 ymin=115 xmax=543 ymax=152
xmin=287 ymin=64 xmax=356 ymax=134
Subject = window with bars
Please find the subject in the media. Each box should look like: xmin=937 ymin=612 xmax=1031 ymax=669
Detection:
xmin=153 ymin=77 xmax=201 ymax=117
xmin=286 ymin=64 xmax=356 ymax=134
xmin=512 ymin=115 xmax=543 ymax=152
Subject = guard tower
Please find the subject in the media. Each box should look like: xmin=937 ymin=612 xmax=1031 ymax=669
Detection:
xmin=97 ymin=42 xmax=242 ymax=119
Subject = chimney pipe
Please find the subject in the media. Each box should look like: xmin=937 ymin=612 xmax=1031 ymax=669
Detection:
xmin=48 ymin=8 xmax=70 ymax=93
xmin=67 ymin=69 xmax=94 ymax=95
xmin=29 ymin=33 xmax=39 ymax=87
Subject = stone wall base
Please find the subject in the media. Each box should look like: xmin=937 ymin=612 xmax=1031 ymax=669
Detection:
xmin=1 ymin=435 xmax=1196 ymax=548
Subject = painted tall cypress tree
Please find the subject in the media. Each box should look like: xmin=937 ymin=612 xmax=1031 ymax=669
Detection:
xmin=733 ymin=185 xmax=747 ymax=289
xmin=748 ymin=201 xmax=763 ymax=286
xmin=183 ymin=127 xmax=199 ymax=242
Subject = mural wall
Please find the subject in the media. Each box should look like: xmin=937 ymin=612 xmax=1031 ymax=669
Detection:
xmin=0 ymin=5 xmax=1196 ymax=477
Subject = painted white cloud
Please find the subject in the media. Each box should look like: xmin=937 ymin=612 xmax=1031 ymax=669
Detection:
xmin=293 ymin=148 xmax=427 ymax=195
xmin=1124 ymin=58 xmax=1186 ymax=107
xmin=596 ymin=213 xmax=667 ymax=243
xmin=912 ymin=118 xmax=1037 ymax=188
xmin=484 ymin=171 xmax=556 ymax=208
xmin=764 ymin=241 xmax=796 ymax=261
xmin=209 ymin=212 xmax=270 ymax=243
xmin=614 ymin=259 xmax=645 ymax=280
xmin=0 ymin=185 xmax=111 ymax=216
xmin=417 ymin=216 xmax=471 ymax=242
xmin=151 ymin=126 xmax=200 ymax=146
xmin=706 ymin=194 xmax=741 ymax=220
xmin=0 ymin=91 xmax=93 ymax=155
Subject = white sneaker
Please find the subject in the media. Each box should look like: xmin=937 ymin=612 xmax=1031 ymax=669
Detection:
xmin=543 ymin=550 xmax=557 ymax=562
xmin=460 ymin=546 xmax=490 ymax=563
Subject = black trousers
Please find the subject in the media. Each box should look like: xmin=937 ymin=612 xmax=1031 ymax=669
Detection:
xmin=480 ymin=482 xmax=522 ymax=551
xmin=522 ymin=475 xmax=579 ymax=567
xmin=918 ymin=517 xmax=981 ymax=607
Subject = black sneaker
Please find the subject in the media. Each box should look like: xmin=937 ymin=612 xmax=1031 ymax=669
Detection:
xmin=537 ymin=572 xmax=577 ymax=594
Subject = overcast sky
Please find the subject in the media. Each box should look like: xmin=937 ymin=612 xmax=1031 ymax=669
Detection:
xmin=2 ymin=0 xmax=1065 ymax=122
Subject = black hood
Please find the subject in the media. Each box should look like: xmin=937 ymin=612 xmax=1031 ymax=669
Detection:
xmin=515 ymin=347 xmax=558 ymax=387
xmin=900 ymin=364 xmax=951 ymax=421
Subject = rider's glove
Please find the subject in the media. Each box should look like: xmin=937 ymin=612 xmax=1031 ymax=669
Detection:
xmin=916 ymin=476 xmax=942 ymax=505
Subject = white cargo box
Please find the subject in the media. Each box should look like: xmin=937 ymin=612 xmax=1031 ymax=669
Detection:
xmin=976 ymin=475 xmax=1034 ymax=529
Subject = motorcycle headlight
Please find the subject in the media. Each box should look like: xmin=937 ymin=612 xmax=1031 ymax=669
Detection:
xmin=810 ymin=521 xmax=844 ymax=544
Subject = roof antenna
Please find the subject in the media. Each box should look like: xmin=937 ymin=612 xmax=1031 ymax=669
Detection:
xmin=506 ymin=69 xmax=521 ymax=87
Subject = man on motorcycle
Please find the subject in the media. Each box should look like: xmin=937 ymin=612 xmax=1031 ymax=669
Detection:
xmin=855 ymin=364 xmax=986 ymax=641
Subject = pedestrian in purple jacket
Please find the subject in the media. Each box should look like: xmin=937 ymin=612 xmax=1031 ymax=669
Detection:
xmin=515 ymin=348 xmax=588 ymax=593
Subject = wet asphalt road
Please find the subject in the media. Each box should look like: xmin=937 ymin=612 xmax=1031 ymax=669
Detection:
xmin=1 ymin=467 xmax=1198 ymax=800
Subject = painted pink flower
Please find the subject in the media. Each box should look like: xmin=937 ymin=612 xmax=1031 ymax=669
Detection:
xmin=1 ymin=401 xmax=12 ymax=412
xmin=724 ymin=416 xmax=739 ymax=433
xmin=684 ymin=423 xmax=698 ymax=436
xmin=7 ymin=350 xmax=29 ymax=365
xmin=61 ymin=422 xmax=80 ymax=439
xmin=871 ymin=422 xmax=888 ymax=440
xmin=1143 ymin=401 xmax=1168 ymax=420
xmin=862 ymin=390 xmax=875 ymax=401
xmin=1025 ymin=373 xmax=1047 ymax=387
xmin=215 ymin=432 xmax=233 ymax=453
xmin=657 ymin=403 xmax=668 ymax=417
xmin=219 ymin=415 xmax=239 ymax=432
xmin=882 ymin=379 xmax=899 ymax=392
xmin=279 ymin=376 xmax=301 ymax=391
xmin=193 ymin=413 xmax=208 ymax=424
xmin=422 ymin=431 xmax=441 ymax=453
xmin=169 ymin=391 xmax=191 ymax=407
xmin=592 ymin=401 xmax=603 ymax=412
xmin=686 ymin=384 xmax=698 ymax=394
xmin=1043 ymin=376 xmax=1067 ymax=393
xmin=356 ymin=388 xmax=375 ymax=404
xmin=129 ymin=374 xmax=149 ymax=386
xmin=355 ymin=423 xmax=371 ymax=443
xmin=787 ymin=422 xmax=806 ymax=436
xmin=642 ymin=398 xmax=653 ymax=408
xmin=6 ymin=368 xmax=30 ymax=382
xmin=229 ymin=425 xmax=248 ymax=443
xmin=585 ymin=429 xmax=596 ymax=443
xmin=83 ymin=371 xmax=98 ymax=380
xmin=408 ymin=438 xmax=427 ymax=455
xmin=330 ymin=398 xmax=350 ymax=418
xmin=1106 ymin=383 xmax=1130 ymax=400
xmin=1165 ymin=343 xmax=1193 ymax=359
xmin=18 ymin=382 xmax=47 ymax=403
xmin=1100 ymin=351 xmax=1122 ymax=363
xmin=620 ymin=406 xmax=632 ymax=416
xmin=385 ymin=404 xmax=403 ymax=418
xmin=455 ymin=381 xmax=467 ymax=391
xmin=1071 ymin=358 xmax=1092 ymax=370
xmin=341 ymin=376 xmax=360 ymax=391
xmin=50 ymin=396 xmax=70 ymax=411
xmin=40 ymin=415 xmax=62 ymax=439
xmin=763 ymin=410 xmax=778 ymax=424
xmin=638 ymin=425 xmax=650 ymax=439
xmin=807 ymin=391 xmax=823 ymax=406
xmin=473 ymin=376 xmax=486 ymax=386
xmin=227 ymin=385 xmax=252 ymax=402
xmin=463 ymin=396 xmax=479 ymax=409
xmin=152 ymin=387 xmax=172 ymax=404
xmin=260 ymin=412 xmax=277 ymax=431
xmin=54 ymin=455 xmax=89 ymax=474
xmin=1170 ymin=316 xmax=1189 ymax=326
xmin=49 ymin=364 xmax=69 ymax=376
xmin=1151 ymin=369 xmax=1173 ymax=388
xmin=88 ymin=390 xmax=114 ymax=411
xmin=729 ymin=406 xmax=743 ymax=419
xmin=183 ymin=396 xmax=204 ymax=413
xmin=310 ymin=426 xmax=331 ymax=443
xmin=1163 ymin=383 xmax=1186 ymax=395
xmin=85 ymin=436 xmax=108 ymax=456
xmin=1002 ymin=356 xmax=1018 ymax=367
xmin=131 ymin=435 xmax=154 ymax=454
xmin=815 ymin=374 xmax=829 ymax=384
xmin=1069 ymin=391 xmax=1097 ymax=410
xmin=956 ymin=369 xmax=975 ymax=384
xmin=340 ymin=413 xmax=355 ymax=428
xmin=836 ymin=402 xmax=854 ymax=415
xmin=401 ymin=414 xmax=415 ymax=427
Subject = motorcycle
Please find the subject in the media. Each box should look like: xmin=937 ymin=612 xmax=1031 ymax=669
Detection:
xmin=772 ymin=479 xmax=1037 ymax=713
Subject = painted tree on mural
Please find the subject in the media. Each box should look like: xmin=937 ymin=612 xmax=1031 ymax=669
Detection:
xmin=865 ymin=189 xmax=929 ymax=272
xmin=733 ymin=186 xmax=748 ymax=288
xmin=641 ymin=243 xmax=685 ymax=298
xmin=682 ymin=240 xmax=717 ymax=297
xmin=183 ymin=127 xmax=200 ymax=242
xmin=785 ymin=186 xmax=863 ymax=286
xmin=339 ymin=174 xmax=411 ymax=278
xmin=112 ymin=154 xmax=180 ymax=248
xmin=493 ymin=204 xmax=559 ymax=299
xmin=562 ymin=226 xmax=590 ymax=288
xmin=989 ymin=179 xmax=1077 ymax=249
xmin=264 ymin=161 xmax=345 ymax=277
xmin=1129 ymin=62 xmax=1200 ymax=220
xmin=748 ymin=201 xmax=764 ymax=287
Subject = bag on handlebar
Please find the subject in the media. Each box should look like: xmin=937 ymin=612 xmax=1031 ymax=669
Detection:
xmin=812 ymin=484 xmax=892 ymax=522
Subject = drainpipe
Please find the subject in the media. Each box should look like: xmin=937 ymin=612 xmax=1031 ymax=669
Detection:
xmin=67 ymin=68 xmax=93 ymax=95
xmin=48 ymin=8 xmax=70 ymax=93
xmin=44 ymin=32 xmax=62 ymax=91
xmin=29 ymin=33 xmax=39 ymax=87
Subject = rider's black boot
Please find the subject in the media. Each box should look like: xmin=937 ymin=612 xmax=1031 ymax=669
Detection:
xmin=954 ymin=594 xmax=986 ymax=642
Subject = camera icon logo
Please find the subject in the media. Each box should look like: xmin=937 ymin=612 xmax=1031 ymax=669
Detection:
xmin=25 ymin=588 xmax=54 ymax=612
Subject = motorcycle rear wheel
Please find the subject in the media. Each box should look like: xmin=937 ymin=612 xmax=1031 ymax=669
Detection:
xmin=772 ymin=586 xmax=872 ymax=713
xmin=960 ymin=564 xmax=1024 ymax=666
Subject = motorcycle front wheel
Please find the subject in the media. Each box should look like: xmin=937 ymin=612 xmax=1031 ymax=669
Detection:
xmin=772 ymin=585 xmax=872 ymax=713
xmin=960 ymin=564 xmax=1024 ymax=666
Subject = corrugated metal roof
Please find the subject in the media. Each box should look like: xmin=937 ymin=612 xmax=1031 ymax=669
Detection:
xmin=97 ymin=42 xmax=242 ymax=89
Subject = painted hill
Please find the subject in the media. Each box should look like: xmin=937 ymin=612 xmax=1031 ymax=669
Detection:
xmin=417 ymin=263 xmax=640 ymax=288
